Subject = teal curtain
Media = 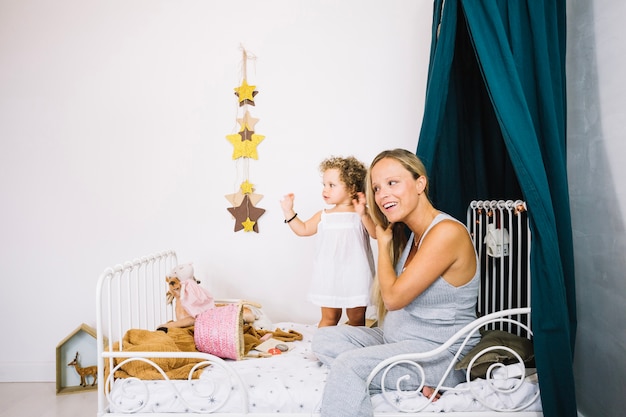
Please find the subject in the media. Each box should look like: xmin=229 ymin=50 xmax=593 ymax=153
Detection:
xmin=417 ymin=1 xmax=577 ymax=417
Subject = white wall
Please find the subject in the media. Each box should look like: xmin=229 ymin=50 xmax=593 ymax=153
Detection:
xmin=0 ymin=1 xmax=433 ymax=381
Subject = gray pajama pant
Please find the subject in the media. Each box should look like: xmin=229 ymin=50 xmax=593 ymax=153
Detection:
xmin=312 ymin=325 xmax=466 ymax=417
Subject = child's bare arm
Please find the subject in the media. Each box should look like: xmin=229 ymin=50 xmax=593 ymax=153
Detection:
xmin=285 ymin=210 xmax=322 ymax=237
xmin=280 ymin=193 xmax=321 ymax=237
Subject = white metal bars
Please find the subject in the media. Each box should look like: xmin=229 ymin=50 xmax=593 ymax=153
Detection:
xmin=96 ymin=250 xmax=177 ymax=348
xmin=466 ymin=200 xmax=531 ymax=337
xmin=96 ymin=250 xmax=177 ymax=414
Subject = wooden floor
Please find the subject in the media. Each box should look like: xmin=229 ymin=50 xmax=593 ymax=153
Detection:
xmin=0 ymin=382 xmax=97 ymax=417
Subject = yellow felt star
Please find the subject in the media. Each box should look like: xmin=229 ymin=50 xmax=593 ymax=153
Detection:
xmin=234 ymin=80 xmax=257 ymax=104
xmin=240 ymin=180 xmax=254 ymax=194
xmin=237 ymin=110 xmax=260 ymax=131
xmin=242 ymin=217 xmax=256 ymax=232
xmin=226 ymin=132 xmax=242 ymax=142
xmin=226 ymin=133 xmax=265 ymax=159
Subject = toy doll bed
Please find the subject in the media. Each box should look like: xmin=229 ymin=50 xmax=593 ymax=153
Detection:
xmin=96 ymin=200 xmax=542 ymax=416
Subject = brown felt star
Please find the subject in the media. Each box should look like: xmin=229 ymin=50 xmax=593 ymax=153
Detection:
xmin=227 ymin=195 xmax=265 ymax=233
xmin=238 ymin=127 xmax=255 ymax=141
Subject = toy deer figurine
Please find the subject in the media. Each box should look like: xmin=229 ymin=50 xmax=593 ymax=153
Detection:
xmin=67 ymin=351 xmax=97 ymax=387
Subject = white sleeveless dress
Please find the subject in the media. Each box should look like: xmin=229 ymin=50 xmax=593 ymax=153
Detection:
xmin=308 ymin=210 xmax=375 ymax=308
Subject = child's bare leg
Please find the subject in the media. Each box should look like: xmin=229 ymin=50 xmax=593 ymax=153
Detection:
xmin=319 ymin=307 xmax=342 ymax=327
xmin=346 ymin=306 xmax=366 ymax=326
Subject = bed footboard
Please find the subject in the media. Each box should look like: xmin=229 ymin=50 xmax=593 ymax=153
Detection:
xmin=367 ymin=308 xmax=539 ymax=414
xmin=100 ymin=350 xmax=248 ymax=414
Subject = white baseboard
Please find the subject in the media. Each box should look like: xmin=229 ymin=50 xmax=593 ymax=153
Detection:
xmin=0 ymin=361 xmax=55 ymax=382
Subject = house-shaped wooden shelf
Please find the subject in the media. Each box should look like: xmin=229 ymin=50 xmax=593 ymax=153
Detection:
xmin=56 ymin=323 xmax=99 ymax=395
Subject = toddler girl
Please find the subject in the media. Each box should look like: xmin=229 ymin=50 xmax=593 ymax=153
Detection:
xmin=281 ymin=156 xmax=376 ymax=327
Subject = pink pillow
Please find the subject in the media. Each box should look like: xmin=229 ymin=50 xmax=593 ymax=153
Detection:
xmin=194 ymin=303 xmax=244 ymax=360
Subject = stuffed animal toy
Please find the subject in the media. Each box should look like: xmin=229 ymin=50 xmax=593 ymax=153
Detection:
xmin=160 ymin=263 xmax=215 ymax=329
xmin=159 ymin=263 xmax=272 ymax=331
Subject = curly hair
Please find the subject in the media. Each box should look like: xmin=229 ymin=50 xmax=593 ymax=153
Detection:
xmin=319 ymin=156 xmax=368 ymax=199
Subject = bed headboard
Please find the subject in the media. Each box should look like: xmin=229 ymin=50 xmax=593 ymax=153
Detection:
xmin=96 ymin=250 xmax=178 ymax=351
xmin=466 ymin=200 xmax=531 ymax=338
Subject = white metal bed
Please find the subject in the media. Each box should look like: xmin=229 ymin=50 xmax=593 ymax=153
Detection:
xmin=96 ymin=200 xmax=542 ymax=416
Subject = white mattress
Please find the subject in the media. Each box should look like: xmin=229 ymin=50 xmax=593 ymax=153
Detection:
xmin=106 ymin=322 xmax=542 ymax=414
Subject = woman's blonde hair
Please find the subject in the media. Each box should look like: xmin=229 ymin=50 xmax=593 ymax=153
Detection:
xmin=365 ymin=149 xmax=430 ymax=323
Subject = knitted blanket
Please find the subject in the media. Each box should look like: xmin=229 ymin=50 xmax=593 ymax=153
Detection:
xmin=104 ymin=325 xmax=303 ymax=381
xmin=105 ymin=327 xmax=204 ymax=381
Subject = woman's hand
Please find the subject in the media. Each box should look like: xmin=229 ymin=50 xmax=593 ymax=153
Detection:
xmin=376 ymin=222 xmax=393 ymax=249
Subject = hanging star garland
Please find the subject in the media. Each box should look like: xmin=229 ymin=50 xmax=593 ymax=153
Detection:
xmin=227 ymin=195 xmax=265 ymax=233
xmin=225 ymin=47 xmax=266 ymax=233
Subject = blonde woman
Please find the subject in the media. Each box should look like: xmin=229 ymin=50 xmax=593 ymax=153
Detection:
xmin=312 ymin=149 xmax=480 ymax=416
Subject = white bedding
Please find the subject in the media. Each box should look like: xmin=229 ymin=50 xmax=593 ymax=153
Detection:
xmin=105 ymin=322 xmax=541 ymax=415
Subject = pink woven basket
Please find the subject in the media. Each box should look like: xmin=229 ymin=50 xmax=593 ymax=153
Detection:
xmin=194 ymin=303 xmax=244 ymax=360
